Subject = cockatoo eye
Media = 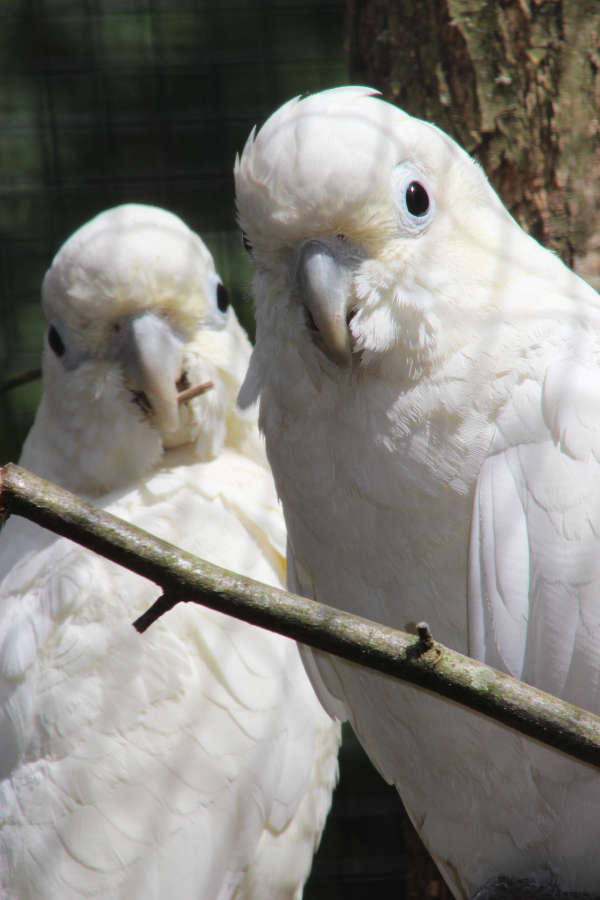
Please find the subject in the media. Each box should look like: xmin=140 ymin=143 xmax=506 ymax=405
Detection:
xmin=46 ymin=319 xmax=89 ymax=370
xmin=405 ymin=181 xmax=429 ymax=217
xmin=216 ymin=282 xmax=230 ymax=312
xmin=392 ymin=162 xmax=435 ymax=235
xmin=206 ymin=272 xmax=230 ymax=326
xmin=47 ymin=324 xmax=66 ymax=358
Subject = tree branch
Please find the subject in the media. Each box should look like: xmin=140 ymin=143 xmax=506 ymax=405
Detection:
xmin=0 ymin=368 xmax=42 ymax=394
xmin=2 ymin=461 xmax=600 ymax=769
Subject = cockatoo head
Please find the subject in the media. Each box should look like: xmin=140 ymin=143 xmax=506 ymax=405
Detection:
xmin=30 ymin=204 xmax=256 ymax=495
xmin=235 ymin=86 xmax=567 ymax=403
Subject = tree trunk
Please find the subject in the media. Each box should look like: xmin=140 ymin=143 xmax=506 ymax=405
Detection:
xmin=345 ymin=0 xmax=600 ymax=287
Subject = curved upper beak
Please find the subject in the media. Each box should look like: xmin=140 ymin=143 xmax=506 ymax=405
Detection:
xmin=121 ymin=312 xmax=184 ymax=433
xmin=297 ymin=241 xmax=353 ymax=366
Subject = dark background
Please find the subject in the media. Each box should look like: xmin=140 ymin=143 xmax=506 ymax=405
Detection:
xmin=0 ymin=0 xmax=346 ymax=461
xmin=0 ymin=2 xmax=410 ymax=896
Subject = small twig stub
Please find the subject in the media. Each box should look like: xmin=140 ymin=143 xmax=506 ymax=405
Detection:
xmin=177 ymin=381 xmax=214 ymax=404
xmin=416 ymin=621 xmax=434 ymax=650
xmin=133 ymin=593 xmax=183 ymax=633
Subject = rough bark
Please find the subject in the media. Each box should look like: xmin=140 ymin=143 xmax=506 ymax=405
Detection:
xmin=346 ymin=0 xmax=600 ymax=286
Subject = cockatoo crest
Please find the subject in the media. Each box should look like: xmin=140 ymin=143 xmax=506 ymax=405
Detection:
xmin=42 ymin=204 xmax=217 ymax=354
xmin=237 ymin=86 xmax=484 ymax=251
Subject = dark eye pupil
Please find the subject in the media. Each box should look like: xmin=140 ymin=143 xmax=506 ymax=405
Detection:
xmin=48 ymin=325 xmax=65 ymax=357
xmin=241 ymin=232 xmax=252 ymax=254
xmin=405 ymin=181 xmax=430 ymax=217
xmin=216 ymin=282 xmax=230 ymax=313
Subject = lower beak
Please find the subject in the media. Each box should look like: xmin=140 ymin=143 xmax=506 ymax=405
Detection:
xmin=297 ymin=241 xmax=353 ymax=366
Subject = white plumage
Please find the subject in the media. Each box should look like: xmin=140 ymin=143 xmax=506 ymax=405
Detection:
xmin=0 ymin=204 xmax=339 ymax=899
xmin=235 ymin=87 xmax=600 ymax=898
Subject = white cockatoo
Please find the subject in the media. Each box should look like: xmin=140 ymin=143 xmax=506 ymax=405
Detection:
xmin=0 ymin=204 xmax=340 ymax=899
xmin=234 ymin=87 xmax=600 ymax=899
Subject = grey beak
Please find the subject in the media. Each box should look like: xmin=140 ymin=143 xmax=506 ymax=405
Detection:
xmin=297 ymin=241 xmax=353 ymax=366
xmin=123 ymin=312 xmax=184 ymax=433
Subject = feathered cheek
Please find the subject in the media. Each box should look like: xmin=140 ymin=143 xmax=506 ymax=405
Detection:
xmin=352 ymin=264 xmax=439 ymax=360
xmin=88 ymin=361 xmax=124 ymax=402
xmin=352 ymin=300 xmax=403 ymax=357
xmin=351 ymin=263 xmax=401 ymax=357
xmin=394 ymin=292 xmax=441 ymax=357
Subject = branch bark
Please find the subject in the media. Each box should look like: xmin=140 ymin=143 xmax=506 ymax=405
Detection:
xmin=0 ymin=368 xmax=41 ymax=394
xmin=2 ymin=461 xmax=600 ymax=770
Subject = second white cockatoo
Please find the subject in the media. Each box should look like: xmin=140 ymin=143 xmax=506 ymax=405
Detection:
xmin=235 ymin=87 xmax=600 ymax=898
xmin=0 ymin=204 xmax=340 ymax=899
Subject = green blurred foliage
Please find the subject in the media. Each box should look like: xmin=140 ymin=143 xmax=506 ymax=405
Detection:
xmin=0 ymin=0 xmax=347 ymax=462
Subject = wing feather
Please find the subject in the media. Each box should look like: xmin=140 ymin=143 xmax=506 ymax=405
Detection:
xmin=470 ymin=428 xmax=600 ymax=710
